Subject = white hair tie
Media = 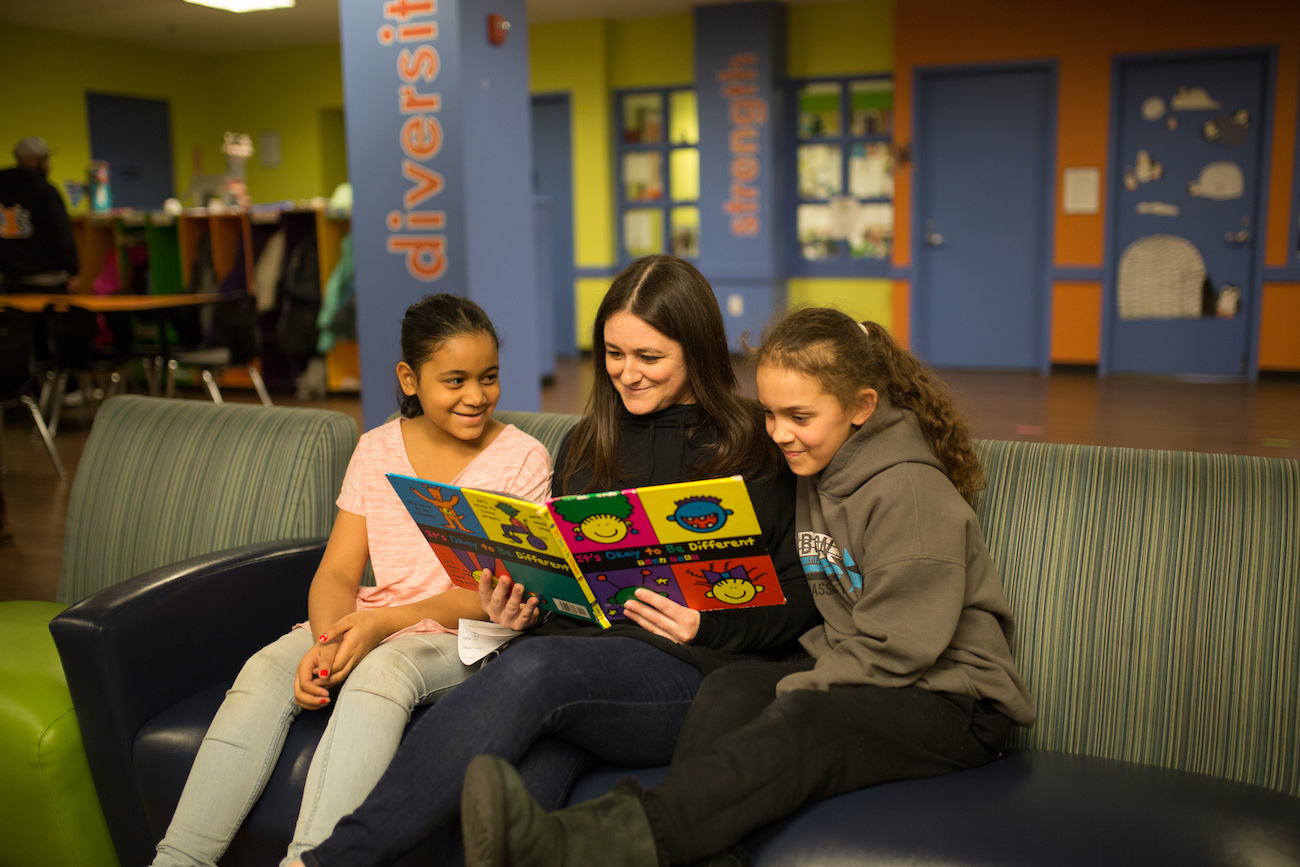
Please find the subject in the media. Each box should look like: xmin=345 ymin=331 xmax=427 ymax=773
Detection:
xmin=859 ymin=322 xmax=870 ymax=336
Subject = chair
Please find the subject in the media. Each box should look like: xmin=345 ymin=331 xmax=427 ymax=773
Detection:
xmin=48 ymin=409 xmax=577 ymax=867
xmin=166 ymin=294 xmax=273 ymax=406
xmin=0 ymin=395 xmax=357 ymax=867
xmin=0 ymin=308 xmax=64 ymax=476
xmin=40 ymin=303 xmax=127 ymax=436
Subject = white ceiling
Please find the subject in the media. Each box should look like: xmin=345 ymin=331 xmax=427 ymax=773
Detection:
xmin=0 ymin=0 xmax=824 ymax=55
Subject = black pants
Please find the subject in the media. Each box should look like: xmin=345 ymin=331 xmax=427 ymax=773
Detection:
xmin=2 ymin=278 xmax=67 ymax=364
xmin=640 ymin=658 xmax=1012 ymax=864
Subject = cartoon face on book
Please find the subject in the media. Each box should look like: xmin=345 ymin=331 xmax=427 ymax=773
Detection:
xmin=561 ymin=478 xmax=775 ymax=616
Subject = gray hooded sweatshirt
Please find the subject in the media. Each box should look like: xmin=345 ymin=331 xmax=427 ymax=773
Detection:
xmin=776 ymin=397 xmax=1036 ymax=728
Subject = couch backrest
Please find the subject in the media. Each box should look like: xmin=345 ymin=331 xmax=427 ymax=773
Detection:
xmin=974 ymin=439 xmax=1300 ymax=796
xmin=59 ymin=395 xmax=359 ymax=605
xmin=495 ymin=410 xmax=582 ymax=461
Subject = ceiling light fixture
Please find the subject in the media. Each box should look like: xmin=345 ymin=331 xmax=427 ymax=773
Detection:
xmin=183 ymin=0 xmax=296 ymax=12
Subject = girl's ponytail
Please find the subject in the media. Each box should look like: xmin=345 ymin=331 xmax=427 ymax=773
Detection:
xmin=859 ymin=322 xmax=984 ymax=502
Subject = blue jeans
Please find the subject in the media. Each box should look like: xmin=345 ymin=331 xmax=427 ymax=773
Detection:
xmin=301 ymin=636 xmax=704 ymax=867
xmin=152 ymin=628 xmax=474 ymax=867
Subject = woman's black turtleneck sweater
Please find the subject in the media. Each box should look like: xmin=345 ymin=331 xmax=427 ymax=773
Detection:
xmin=531 ymin=403 xmax=819 ymax=673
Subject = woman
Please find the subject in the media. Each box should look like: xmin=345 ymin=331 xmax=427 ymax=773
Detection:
xmin=293 ymin=255 xmax=819 ymax=867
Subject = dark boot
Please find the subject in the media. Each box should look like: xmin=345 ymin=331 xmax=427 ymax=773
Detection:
xmin=461 ymin=754 xmax=660 ymax=867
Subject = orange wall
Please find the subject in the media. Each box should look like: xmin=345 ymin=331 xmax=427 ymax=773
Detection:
xmin=893 ymin=0 xmax=1300 ymax=366
xmin=1260 ymin=283 xmax=1300 ymax=369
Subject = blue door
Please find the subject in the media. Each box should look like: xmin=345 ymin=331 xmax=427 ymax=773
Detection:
xmin=913 ymin=65 xmax=1054 ymax=370
xmin=531 ymin=94 xmax=577 ymax=358
xmin=1106 ymin=53 xmax=1267 ymax=377
xmin=85 ymin=93 xmax=175 ymax=209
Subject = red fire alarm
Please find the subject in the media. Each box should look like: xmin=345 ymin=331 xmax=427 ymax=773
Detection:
xmin=488 ymin=13 xmax=510 ymax=45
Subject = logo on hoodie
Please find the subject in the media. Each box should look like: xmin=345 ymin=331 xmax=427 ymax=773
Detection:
xmin=1 ymin=205 xmax=34 ymax=239
xmin=797 ymin=531 xmax=863 ymax=594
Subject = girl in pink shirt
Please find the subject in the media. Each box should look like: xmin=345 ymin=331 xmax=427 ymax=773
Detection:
xmin=152 ymin=294 xmax=551 ymax=867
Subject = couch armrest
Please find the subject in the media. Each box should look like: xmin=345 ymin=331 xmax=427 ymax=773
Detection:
xmin=48 ymin=538 xmax=325 ymax=867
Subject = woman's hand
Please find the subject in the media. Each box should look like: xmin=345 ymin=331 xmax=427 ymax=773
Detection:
xmin=478 ymin=570 xmax=540 ymax=631
xmin=316 ymin=609 xmax=391 ymax=685
xmin=622 ymin=590 xmax=700 ymax=644
xmin=294 ymin=642 xmax=339 ymax=710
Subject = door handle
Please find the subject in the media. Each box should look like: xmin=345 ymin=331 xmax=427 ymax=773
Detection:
xmin=1224 ymin=230 xmax=1250 ymax=243
xmin=924 ymin=232 xmax=945 ymax=247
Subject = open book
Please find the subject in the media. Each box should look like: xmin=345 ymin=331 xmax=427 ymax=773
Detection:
xmin=386 ymin=473 xmax=786 ymax=629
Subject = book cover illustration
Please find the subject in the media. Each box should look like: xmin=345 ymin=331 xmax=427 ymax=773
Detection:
xmin=387 ymin=474 xmax=785 ymax=627
xmin=386 ymin=474 xmax=608 ymax=626
xmin=546 ymin=476 xmax=785 ymax=621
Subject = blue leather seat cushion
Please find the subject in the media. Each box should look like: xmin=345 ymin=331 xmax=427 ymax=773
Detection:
xmin=133 ymin=684 xmax=439 ymax=865
xmin=569 ymin=751 xmax=1300 ymax=866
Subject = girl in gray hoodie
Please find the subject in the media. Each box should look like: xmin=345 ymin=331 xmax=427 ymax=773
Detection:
xmin=459 ymin=307 xmax=1036 ymax=867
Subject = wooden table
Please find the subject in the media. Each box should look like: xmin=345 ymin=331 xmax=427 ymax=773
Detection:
xmin=0 ymin=292 xmax=224 ymax=313
xmin=0 ymin=293 xmax=240 ymax=402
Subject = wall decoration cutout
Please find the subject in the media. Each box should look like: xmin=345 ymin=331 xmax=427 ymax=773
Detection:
xmin=1136 ymin=201 xmax=1180 ymax=216
xmin=1201 ymin=109 xmax=1249 ymax=146
xmin=1134 ymin=150 xmax=1162 ymax=183
xmin=1124 ymin=149 xmax=1163 ymax=190
xmin=1170 ymin=86 xmax=1221 ymax=111
xmin=1117 ymin=234 xmax=1206 ymax=320
xmin=1166 ymin=116 xmax=1179 ymax=131
xmin=1189 ymin=161 xmax=1244 ymax=200
xmin=1142 ymin=96 xmax=1166 ymax=121
xmin=1215 ymin=285 xmax=1241 ymax=318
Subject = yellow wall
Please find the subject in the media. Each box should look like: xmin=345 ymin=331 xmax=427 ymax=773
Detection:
xmin=0 ymin=25 xmax=344 ymax=209
xmin=0 ymin=25 xmax=214 ymax=208
xmin=608 ymin=16 xmax=694 ymax=88
xmin=532 ymin=19 xmax=615 ymax=272
xmin=209 ymin=43 xmax=345 ymax=204
xmin=788 ymin=0 xmax=893 ymax=77
xmin=787 ymin=278 xmax=895 ymax=331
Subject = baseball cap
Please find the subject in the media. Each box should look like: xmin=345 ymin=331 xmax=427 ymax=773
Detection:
xmin=14 ymin=136 xmax=51 ymax=160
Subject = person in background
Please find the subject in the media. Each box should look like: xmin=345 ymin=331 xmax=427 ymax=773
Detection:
xmin=0 ymin=136 xmax=78 ymax=294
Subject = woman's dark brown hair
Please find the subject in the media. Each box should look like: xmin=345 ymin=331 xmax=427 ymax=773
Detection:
xmin=562 ymin=255 xmax=779 ymax=492
xmin=756 ymin=307 xmax=985 ymax=502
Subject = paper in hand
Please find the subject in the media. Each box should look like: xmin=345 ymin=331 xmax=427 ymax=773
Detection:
xmin=457 ymin=618 xmax=523 ymax=665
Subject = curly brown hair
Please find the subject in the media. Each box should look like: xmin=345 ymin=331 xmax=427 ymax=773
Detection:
xmin=755 ymin=307 xmax=984 ymax=502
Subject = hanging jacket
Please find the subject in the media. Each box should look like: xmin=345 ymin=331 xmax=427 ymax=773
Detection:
xmin=275 ymin=235 xmax=321 ymax=359
xmin=317 ymin=233 xmax=355 ymax=354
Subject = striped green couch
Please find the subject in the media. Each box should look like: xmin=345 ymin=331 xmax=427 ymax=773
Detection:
xmin=48 ymin=410 xmax=1300 ymax=866
xmin=4 ymin=395 xmax=357 ymax=867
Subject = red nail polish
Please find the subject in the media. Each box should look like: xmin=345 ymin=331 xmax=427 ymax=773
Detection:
xmin=319 ymin=669 xmax=329 ymax=677
xmin=320 ymin=697 xmax=328 ymax=705
xmin=319 ymin=634 xmax=328 ymax=642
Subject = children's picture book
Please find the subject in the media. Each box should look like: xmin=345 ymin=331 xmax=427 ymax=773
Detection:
xmin=386 ymin=474 xmax=786 ymax=629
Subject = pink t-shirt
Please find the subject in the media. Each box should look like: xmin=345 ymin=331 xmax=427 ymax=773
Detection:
xmin=332 ymin=417 xmax=552 ymax=640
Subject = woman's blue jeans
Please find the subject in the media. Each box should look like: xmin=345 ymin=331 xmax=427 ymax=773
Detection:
xmin=301 ymin=635 xmax=704 ymax=867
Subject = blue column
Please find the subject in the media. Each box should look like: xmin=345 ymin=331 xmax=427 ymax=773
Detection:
xmin=340 ymin=0 xmax=540 ymax=431
xmin=694 ymin=1 xmax=787 ymax=349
